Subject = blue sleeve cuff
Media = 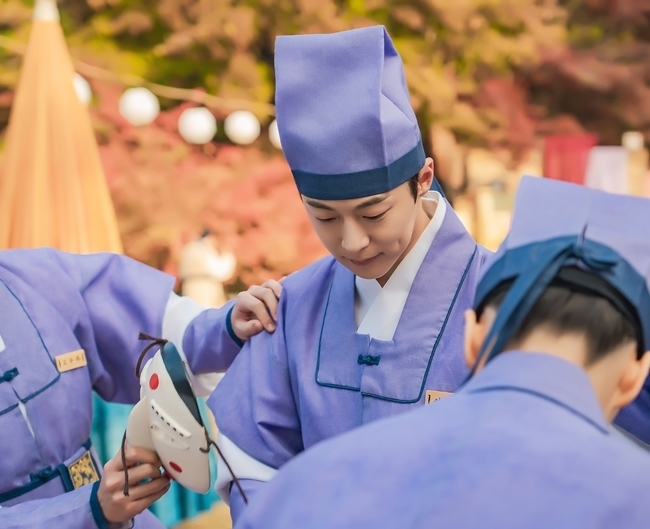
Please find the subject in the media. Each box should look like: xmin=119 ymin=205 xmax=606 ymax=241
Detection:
xmin=90 ymin=482 xmax=135 ymax=529
xmin=90 ymin=481 xmax=111 ymax=529
xmin=226 ymin=305 xmax=245 ymax=348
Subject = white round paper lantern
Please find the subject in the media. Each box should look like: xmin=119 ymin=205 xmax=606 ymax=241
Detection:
xmin=224 ymin=110 xmax=261 ymax=145
xmin=178 ymin=107 xmax=217 ymax=145
xmin=622 ymin=131 xmax=645 ymax=152
xmin=269 ymin=119 xmax=282 ymax=150
xmin=73 ymin=73 xmax=92 ymax=105
xmin=119 ymin=87 xmax=160 ymax=126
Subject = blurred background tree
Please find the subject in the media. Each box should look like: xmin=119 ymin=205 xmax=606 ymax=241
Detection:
xmin=0 ymin=0 xmax=648 ymax=288
xmin=523 ymin=0 xmax=650 ymax=144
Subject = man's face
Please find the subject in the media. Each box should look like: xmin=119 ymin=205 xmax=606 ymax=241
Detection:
xmin=302 ymin=180 xmax=420 ymax=280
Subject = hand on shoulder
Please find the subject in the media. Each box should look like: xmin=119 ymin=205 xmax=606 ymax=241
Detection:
xmin=230 ymin=278 xmax=284 ymax=341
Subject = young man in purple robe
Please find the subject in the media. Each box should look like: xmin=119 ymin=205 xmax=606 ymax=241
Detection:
xmin=0 ymin=248 xmax=280 ymax=529
xmin=209 ymin=25 xmax=490 ymax=522
xmin=234 ymin=176 xmax=650 ymax=529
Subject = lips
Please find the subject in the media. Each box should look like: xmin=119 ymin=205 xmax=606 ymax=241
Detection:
xmin=349 ymin=255 xmax=378 ymax=267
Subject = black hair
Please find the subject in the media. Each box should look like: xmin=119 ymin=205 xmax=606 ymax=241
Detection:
xmin=407 ymin=174 xmax=419 ymax=201
xmin=484 ymin=283 xmax=638 ymax=366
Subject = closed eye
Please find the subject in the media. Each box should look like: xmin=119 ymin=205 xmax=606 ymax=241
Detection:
xmin=363 ymin=211 xmax=387 ymax=221
xmin=315 ymin=217 xmax=337 ymax=223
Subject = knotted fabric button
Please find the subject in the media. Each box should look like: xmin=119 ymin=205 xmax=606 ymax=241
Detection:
xmin=0 ymin=367 xmax=18 ymax=383
xmin=357 ymin=354 xmax=381 ymax=366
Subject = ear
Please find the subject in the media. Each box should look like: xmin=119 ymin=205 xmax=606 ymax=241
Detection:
xmin=611 ymin=350 xmax=650 ymax=411
xmin=417 ymin=158 xmax=435 ymax=197
xmin=464 ymin=309 xmax=481 ymax=369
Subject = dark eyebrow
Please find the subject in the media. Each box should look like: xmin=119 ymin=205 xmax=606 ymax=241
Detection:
xmin=304 ymin=194 xmax=388 ymax=212
xmin=354 ymin=195 xmax=388 ymax=210
xmin=304 ymin=199 xmax=335 ymax=211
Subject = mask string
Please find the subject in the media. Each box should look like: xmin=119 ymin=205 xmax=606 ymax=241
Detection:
xmin=200 ymin=429 xmax=249 ymax=504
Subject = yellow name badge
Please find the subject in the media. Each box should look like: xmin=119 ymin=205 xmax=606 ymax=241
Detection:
xmin=55 ymin=349 xmax=87 ymax=373
xmin=425 ymin=390 xmax=452 ymax=405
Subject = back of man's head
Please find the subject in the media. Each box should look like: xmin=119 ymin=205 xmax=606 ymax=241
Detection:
xmin=466 ymin=177 xmax=650 ymax=422
xmin=484 ymin=283 xmax=636 ymax=366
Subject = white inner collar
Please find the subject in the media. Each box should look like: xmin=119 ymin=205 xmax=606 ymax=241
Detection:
xmin=354 ymin=191 xmax=447 ymax=340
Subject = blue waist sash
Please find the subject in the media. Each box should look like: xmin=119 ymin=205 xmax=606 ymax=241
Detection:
xmin=0 ymin=439 xmax=101 ymax=504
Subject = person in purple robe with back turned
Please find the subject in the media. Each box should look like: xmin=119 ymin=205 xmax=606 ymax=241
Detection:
xmin=235 ymin=176 xmax=650 ymax=529
xmin=0 ymin=248 xmax=280 ymax=529
xmin=208 ymin=25 xmax=491 ymax=523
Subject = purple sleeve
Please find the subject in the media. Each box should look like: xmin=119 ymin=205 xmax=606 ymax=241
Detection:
xmin=0 ymin=248 xmax=174 ymax=404
xmin=229 ymin=479 xmax=265 ymax=525
xmin=0 ymin=482 xmax=166 ymax=529
xmin=58 ymin=251 xmax=175 ymax=404
xmin=0 ymin=484 xmax=98 ymax=529
xmin=181 ymin=300 xmax=245 ymax=374
xmin=208 ymin=293 xmax=304 ymax=469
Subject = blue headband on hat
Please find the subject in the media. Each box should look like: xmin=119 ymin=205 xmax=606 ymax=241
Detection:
xmin=469 ymin=176 xmax=650 ymax=375
xmin=472 ymin=236 xmax=650 ymax=373
xmin=275 ymin=26 xmax=427 ymax=200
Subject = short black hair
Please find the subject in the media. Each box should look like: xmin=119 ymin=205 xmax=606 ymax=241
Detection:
xmin=407 ymin=174 xmax=419 ymax=201
xmin=485 ymin=285 xmax=638 ymax=365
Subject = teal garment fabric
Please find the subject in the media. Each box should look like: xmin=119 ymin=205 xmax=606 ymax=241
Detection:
xmin=91 ymin=394 xmax=220 ymax=528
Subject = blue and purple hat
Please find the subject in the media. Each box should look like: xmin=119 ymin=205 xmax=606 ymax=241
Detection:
xmin=274 ymin=26 xmax=427 ymax=200
xmin=473 ymin=176 xmax=650 ymax=369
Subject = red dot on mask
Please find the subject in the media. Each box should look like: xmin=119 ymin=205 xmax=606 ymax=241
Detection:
xmin=169 ymin=461 xmax=183 ymax=473
xmin=149 ymin=373 xmax=159 ymax=390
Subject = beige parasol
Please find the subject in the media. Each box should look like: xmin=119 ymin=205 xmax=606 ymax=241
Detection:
xmin=0 ymin=0 xmax=122 ymax=253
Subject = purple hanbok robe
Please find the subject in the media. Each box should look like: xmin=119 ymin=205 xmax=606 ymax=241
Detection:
xmin=0 ymin=248 xmax=242 ymax=528
xmin=236 ymin=353 xmax=650 ymax=529
xmin=210 ymin=204 xmax=490 ymax=520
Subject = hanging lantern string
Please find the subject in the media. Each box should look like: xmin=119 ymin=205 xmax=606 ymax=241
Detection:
xmin=0 ymin=34 xmax=275 ymax=118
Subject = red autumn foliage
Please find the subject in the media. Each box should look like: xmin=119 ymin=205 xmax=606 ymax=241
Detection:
xmin=1 ymin=0 xmax=649 ymax=286
xmin=92 ymin=81 xmax=326 ymax=288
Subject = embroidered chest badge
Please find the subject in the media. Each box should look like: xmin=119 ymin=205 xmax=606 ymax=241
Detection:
xmin=68 ymin=451 xmax=100 ymax=489
xmin=55 ymin=349 xmax=87 ymax=373
xmin=425 ymin=390 xmax=452 ymax=405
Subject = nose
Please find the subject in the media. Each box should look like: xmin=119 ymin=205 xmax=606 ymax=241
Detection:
xmin=341 ymin=220 xmax=370 ymax=254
